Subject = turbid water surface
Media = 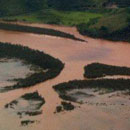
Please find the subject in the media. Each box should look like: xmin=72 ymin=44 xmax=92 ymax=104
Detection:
xmin=0 ymin=23 xmax=130 ymax=130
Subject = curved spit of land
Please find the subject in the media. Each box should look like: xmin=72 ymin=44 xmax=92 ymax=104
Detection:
xmin=0 ymin=42 xmax=64 ymax=92
xmin=0 ymin=23 xmax=130 ymax=130
xmin=0 ymin=22 xmax=85 ymax=42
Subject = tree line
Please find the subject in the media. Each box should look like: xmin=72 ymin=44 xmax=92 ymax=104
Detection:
xmin=0 ymin=0 xmax=130 ymax=16
xmin=0 ymin=42 xmax=64 ymax=92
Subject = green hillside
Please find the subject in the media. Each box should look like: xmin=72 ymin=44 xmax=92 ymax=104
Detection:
xmin=47 ymin=0 xmax=130 ymax=10
xmin=0 ymin=0 xmax=130 ymax=42
xmin=3 ymin=9 xmax=102 ymax=26
xmin=0 ymin=0 xmax=47 ymax=16
xmin=0 ymin=0 xmax=130 ymax=16
xmin=77 ymin=8 xmax=130 ymax=42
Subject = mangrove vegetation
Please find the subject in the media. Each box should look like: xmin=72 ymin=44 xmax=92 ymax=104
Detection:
xmin=53 ymin=79 xmax=130 ymax=102
xmin=84 ymin=63 xmax=130 ymax=78
xmin=0 ymin=42 xmax=64 ymax=92
xmin=0 ymin=22 xmax=84 ymax=41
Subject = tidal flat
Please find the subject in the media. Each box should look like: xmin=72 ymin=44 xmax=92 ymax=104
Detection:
xmin=5 ymin=92 xmax=45 ymax=126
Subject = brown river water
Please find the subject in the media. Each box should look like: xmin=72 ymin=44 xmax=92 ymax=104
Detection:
xmin=0 ymin=23 xmax=130 ymax=130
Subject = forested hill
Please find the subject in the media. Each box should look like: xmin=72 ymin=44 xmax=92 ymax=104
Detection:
xmin=48 ymin=0 xmax=130 ymax=10
xmin=0 ymin=0 xmax=47 ymax=16
xmin=0 ymin=0 xmax=130 ymax=16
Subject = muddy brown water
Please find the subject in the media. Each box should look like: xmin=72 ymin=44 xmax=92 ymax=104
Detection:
xmin=0 ymin=23 xmax=130 ymax=130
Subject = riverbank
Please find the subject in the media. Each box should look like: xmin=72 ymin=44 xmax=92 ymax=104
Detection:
xmin=0 ymin=42 xmax=64 ymax=92
xmin=1 ymin=8 xmax=130 ymax=42
xmin=77 ymin=8 xmax=130 ymax=42
xmin=0 ymin=22 xmax=84 ymax=41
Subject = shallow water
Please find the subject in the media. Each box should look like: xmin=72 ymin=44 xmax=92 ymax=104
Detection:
xmin=0 ymin=59 xmax=36 ymax=88
xmin=0 ymin=23 xmax=130 ymax=130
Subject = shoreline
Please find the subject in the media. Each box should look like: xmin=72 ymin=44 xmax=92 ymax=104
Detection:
xmin=0 ymin=21 xmax=85 ymax=42
xmin=0 ymin=20 xmax=130 ymax=43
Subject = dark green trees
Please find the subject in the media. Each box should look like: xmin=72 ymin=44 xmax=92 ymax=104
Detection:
xmin=48 ymin=0 xmax=81 ymax=10
xmin=25 ymin=0 xmax=47 ymax=11
xmin=0 ymin=0 xmax=47 ymax=16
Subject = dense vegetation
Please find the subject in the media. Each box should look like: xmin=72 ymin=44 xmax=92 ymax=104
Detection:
xmin=2 ymin=9 xmax=102 ymax=26
xmin=0 ymin=0 xmax=130 ymax=42
xmin=0 ymin=0 xmax=130 ymax=17
xmin=0 ymin=22 xmax=84 ymax=41
xmin=55 ymin=101 xmax=75 ymax=113
xmin=47 ymin=0 xmax=130 ymax=10
xmin=0 ymin=0 xmax=47 ymax=16
xmin=53 ymin=79 xmax=130 ymax=101
xmin=84 ymin=63 xmax=130 ymax=78
xmin=0 ymin=0 xmax=130 ymax=16
xmin=54 ymin=62 xmax=130 ymax=102
xmin=77 ymin=8 xmax=130 ymax=42
xmin=0 ymin=42 xmax=64 ymax=92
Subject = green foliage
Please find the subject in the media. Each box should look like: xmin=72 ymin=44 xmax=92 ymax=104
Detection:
xmin=84 ymin=63 xmax=130 ymax=78
xmin=0 ymin=0 xmax=47 ymax=16
xmin=47 ymin=0 xmax=130 ymax=10
xmin=77 ymin=8 xmax=130 ymax=42
xmin=21 ymin=92 xmax=45 ymax=102
xmin=0 ymin=0 xmax=130 ymax=17
xmin=61 ymin=101 xmax=75 ymax=111
xmin=53 ymin=79 xmax=130 ymax=101
xmin=25 ymin=0 xmax=47 ymax=11
xmin=55 ymin=101 xmax=75 ymax=113
xmin=6 ymin=9 xmax=102 ymax=26
xmin=0 ymin=42 xmax=64 ymax=92
xmin=48 ymin=0 xmax=81 ymax=10
xmin=0 ymin=22 xmax=84 ymax=41
xmin=21 ymin=120 xmax=35 ymax=126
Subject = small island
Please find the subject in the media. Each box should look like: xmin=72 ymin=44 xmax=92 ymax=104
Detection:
xmin=0 ymin=42 xmax=64 ymax=92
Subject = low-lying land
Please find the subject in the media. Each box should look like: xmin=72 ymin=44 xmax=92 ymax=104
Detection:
xmin=84 ymin=63 xmax=130 ymax=78
xmin=53 ymin=79 xmax=130 ymax=102
xmin=0 ymin=22 xmax=84 ymax=41
xmin=5 ymin=92 xmax=45 ymax=126
xmin=0 ymin=42 xmax=64 ymax=92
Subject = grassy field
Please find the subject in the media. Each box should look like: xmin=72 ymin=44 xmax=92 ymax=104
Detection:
xmin=1 ymin=9 xmax=103 ymax=26
xmin=1 ymin=8 xmax=130 ymax=42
